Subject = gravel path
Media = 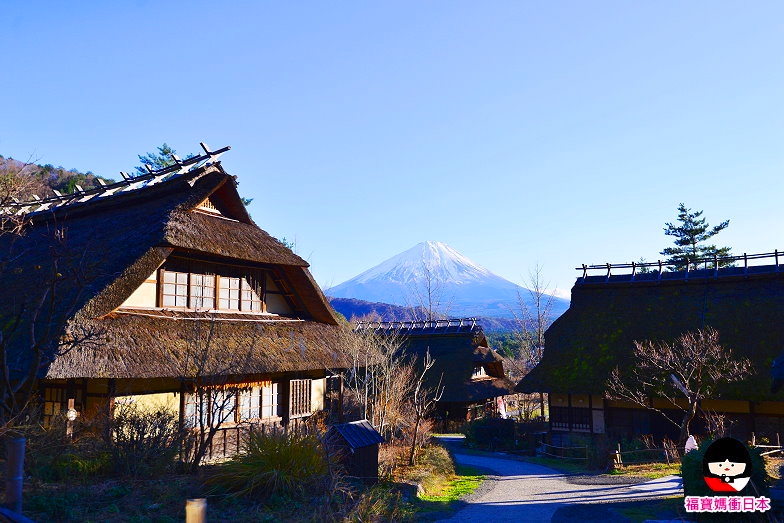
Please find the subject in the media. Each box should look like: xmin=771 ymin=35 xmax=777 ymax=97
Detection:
xmin=438 ymin=446 xmax=680 ymax=522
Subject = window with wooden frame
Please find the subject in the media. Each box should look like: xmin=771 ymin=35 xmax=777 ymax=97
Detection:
xmin=218 ymin=276 xmax=241 ymax=310
xmin=184 ymin=392 xmax=209 ymax=428
xmin=184 ymin=389 xmax=238 ymax=428
xmin=42 ymin=387 xmax=65 ymax=427
xmin=471 ymin=364 xmax=488 ymax=379
xmin=241 ymin=277 xmax=263 ymax=312
xmin=261 ymin=382 xmax=279 ymax=418
xmin=238 ymin=387 xmax=260 ymax=421
xmin=158 ymin=261 xmax=274 ymax=313
xmin=190 ymin=273 xmax=216 ymax=310
xmin=161 ymin=271 xmax=188 ymax=307
xmin=289 ymin=379 xmax=312 ymax=418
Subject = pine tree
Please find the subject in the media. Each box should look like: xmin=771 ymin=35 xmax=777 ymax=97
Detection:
xmin=134 ymin=143 xmax=193 ymax=176
xmin=134 ymin=143 xmax=253 ymax=207
xmin=661 ymin=203 xmax=732 ymax=270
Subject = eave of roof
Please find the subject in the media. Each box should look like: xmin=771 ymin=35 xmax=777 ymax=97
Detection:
xmin=47 ymin=313 xmax=352 ymax=380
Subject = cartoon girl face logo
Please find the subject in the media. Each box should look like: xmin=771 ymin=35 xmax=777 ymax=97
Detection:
xmin=702 ymin=437 xmax=753 ymax=492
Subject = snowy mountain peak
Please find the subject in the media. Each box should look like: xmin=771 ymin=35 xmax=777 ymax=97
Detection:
xmin=326 ymin=241 xmax=570 ymax=319
xmin=349 ymin=241 xmax=492 ymax=285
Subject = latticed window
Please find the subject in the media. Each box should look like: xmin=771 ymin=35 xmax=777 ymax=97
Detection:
xmin=290 ymin=379 xmax=312 ymax=418
xmin=184 ymin=390 xmax=237 ymax=427
xmin=162 ymin=271 xmax=188 ymax=307
xmin=241 ymin=278 xmax=263 ymax=312
xmin=210 ymin=390 xmax=237 ymax=425
xmin=239 ymin=387 xmax=260 ymax=420
xmin=42 ymin=387 xmax=65 ymax=427
xmin=471 ymin=365 xmax=487 ymax=378
xmin=261 ymin=382 xmax=279 ymax=418
xmin=571 ymin=407 xmax=591 ymax=431
xmin=219 ymin=277 xmax=241 ymax=310
xmin=159 ymin=263 xmax=270 ymax=313
xmin=190 ymin=274 xmax=215 ymax=309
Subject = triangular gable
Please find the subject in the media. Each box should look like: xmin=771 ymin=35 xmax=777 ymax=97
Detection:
xmin=191 ymin=179 xmax=252 ymax=224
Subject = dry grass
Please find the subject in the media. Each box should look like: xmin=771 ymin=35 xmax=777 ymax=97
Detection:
xmin=765 ymin=455 xmax=784 ymax=480
xmin=609 ymin=462 xmax=681 ymax=479
xmin=393 ymin=444 xmax=455 ymax=495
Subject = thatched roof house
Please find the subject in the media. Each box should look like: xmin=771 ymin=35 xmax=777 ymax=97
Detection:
xmin=517 ymin=259 xmax=784 ymax=440
xmin=0 ymin=148 xmax=350 ymax=445
xmin=357 ymin=319 xmax=515 ymax=420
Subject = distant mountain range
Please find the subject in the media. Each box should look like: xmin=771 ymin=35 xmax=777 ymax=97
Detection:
xmin=328 ymin=297 xmax=520 ymax=332
xmin=326 ymin=241 xmax=569 ymax=321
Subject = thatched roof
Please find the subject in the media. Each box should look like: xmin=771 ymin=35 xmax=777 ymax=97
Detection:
xmin=360 ymin=320 xmax=515 ymax=404
xmin=0 ymin=162 xmax=342 ymax=379
xmin=517 ymin=267 xmax=784 ymax=401
xmin=48 ymin=310 xmax=350 ymax=379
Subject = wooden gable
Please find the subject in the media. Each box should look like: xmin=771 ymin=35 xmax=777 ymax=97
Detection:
xmin=191 ymin=179 xmax=253 ymax=224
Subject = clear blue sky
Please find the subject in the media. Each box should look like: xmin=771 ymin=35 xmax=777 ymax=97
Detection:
xmin=3 ymin=1 xmax=783 ymax=297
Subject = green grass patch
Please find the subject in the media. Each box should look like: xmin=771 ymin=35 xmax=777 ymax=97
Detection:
xmin=418 ymin=465 xmax=484 ymax=503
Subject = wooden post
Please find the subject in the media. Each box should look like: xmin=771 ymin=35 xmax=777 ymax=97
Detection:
xmin=4 ymin=437 xmax=25 ymax=514
xmin=185 ymin=498 xmax=206 ymax=523
xmin=338 ymin=374 xmax=345 ymax=423
xmin=105 ymin=378 xmax=116 ymax=443
xmin=588 ymin=395 xmax=594 ymax=434
xmin=66 ymin=398 xmax=76 ymax=439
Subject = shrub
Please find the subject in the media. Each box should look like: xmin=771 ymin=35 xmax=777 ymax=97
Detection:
xmin=105 ymin=404 xmax=184 ymax=477
xmin=24 ymin=414 xmax=108 ymax=481
xmin=206 ymin=430 xmax=330 ymax=500
xmin=462 ymin=418 xmax=516 ymax=450
xmin=348 ymin=483 xmax=416 ymax=522
xmin=586 ymin=434 xmax=612 ymax=470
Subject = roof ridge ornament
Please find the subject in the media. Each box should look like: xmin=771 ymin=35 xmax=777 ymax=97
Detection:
xmin=577 ymin=250 xmax=783 ymax=283
xmin=354 ymin=317 xmax=480 ymax=333
xmin=2 ymin=142 xmax=231 ymax=216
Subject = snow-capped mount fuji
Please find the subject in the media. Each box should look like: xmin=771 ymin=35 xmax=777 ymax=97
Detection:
xmin=326 ymin=241 xmax=569 ymax=319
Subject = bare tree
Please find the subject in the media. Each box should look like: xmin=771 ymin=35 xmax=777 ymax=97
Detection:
xmin=408 ymin=350 xmax=443 ymax=466
xmin=507 ymin=264 xmax=555 ymax=420
xmin=177 ymin=313 xmax=257 ymax=469
xmin=341 ymin=325 xmax=415 ymax=440
xmin=406 ymin=260 xmax=452 ymax=321
xmin=0 ymin=159 xmax=102 ymax=434
xmin=606 ymin=328 xmax=752 ymax=446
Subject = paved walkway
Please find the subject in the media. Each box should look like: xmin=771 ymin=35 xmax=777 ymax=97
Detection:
xmin=437 ymin=442 xmax=681 ymax=522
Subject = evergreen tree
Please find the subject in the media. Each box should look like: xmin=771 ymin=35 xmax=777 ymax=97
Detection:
xmin=134 ymin=143 xmax=193 ymax=176
xmin=661 ymin=203 xmax=732 ymax=270
xmin=134 ymin=143 xmax=253 ymax=207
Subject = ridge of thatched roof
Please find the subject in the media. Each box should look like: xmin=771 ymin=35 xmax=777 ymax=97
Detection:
xmin=517 ymin=270 xmax=784 ymax=401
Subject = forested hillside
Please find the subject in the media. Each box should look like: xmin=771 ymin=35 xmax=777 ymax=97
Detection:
xmin=0 ymin=155 xmax=114 ymax=200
